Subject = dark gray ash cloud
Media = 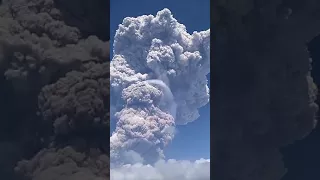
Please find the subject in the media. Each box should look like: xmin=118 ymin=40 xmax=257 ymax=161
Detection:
xmin=0 ymin=0 xmax=110 ymax=179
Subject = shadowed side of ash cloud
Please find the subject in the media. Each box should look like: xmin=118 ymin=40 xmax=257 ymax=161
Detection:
xmin=0 ymin=0 xmax=110 ymax=179
xmin=14 ymin=61 xmax=110 ymax=180
xmin=212 ymin=0 xmax=320 ymax=179
xmin=38 ymin=62 xmax=110 ymax=151
xmin=15 ymin=146 xmax=109 ymax=180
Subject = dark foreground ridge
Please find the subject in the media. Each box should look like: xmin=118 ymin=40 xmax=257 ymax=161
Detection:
xmin=212 ymin=0 xmax=320 ymax=179
xmin=0 ymin=0 xmax=110 ymax=179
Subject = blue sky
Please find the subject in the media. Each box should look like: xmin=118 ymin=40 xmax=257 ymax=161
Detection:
xmin=110 ymin=0 xmax=210 ymax=161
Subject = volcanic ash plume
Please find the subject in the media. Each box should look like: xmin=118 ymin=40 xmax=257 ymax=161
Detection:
xmin=110 ymin=8 xmax=210 ymax=165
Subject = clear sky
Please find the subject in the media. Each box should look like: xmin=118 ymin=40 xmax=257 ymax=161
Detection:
xmin=110 ymin=0 xmax=210 ymax=161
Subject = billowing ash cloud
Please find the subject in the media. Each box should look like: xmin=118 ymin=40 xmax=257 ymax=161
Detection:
xmin=110 ymin=8 xmax=210 ymax=165
xmin=146 ymin=79 xmax=177 ymax=119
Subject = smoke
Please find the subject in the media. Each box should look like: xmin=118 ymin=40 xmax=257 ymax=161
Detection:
xmin=110 ymin=7 xmax=210 ymax=170
xmin=145 ymin=79 xmax=177 ymax=119
xmin=211 ymin=1 xmax=320 ymax=179
xmin=0 ymin=0 xmax=110 ymax=179
xmin=111 ymin=158 xmax=210 ymax=180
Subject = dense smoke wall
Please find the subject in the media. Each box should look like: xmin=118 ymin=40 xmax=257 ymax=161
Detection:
xmin=0 ymin=0 xmax=110 ymax=179
xmin=109 ymin=8 xmax=210 ymax=167
xmin=212 ymin=0 xmax=320 ymax=179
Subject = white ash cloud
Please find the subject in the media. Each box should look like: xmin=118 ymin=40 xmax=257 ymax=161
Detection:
xmin=110 ymin=8 xmax=210 ymax=179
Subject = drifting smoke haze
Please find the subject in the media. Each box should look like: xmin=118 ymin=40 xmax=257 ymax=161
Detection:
xmin=110 ymin=8 xmax=210 ymax=179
